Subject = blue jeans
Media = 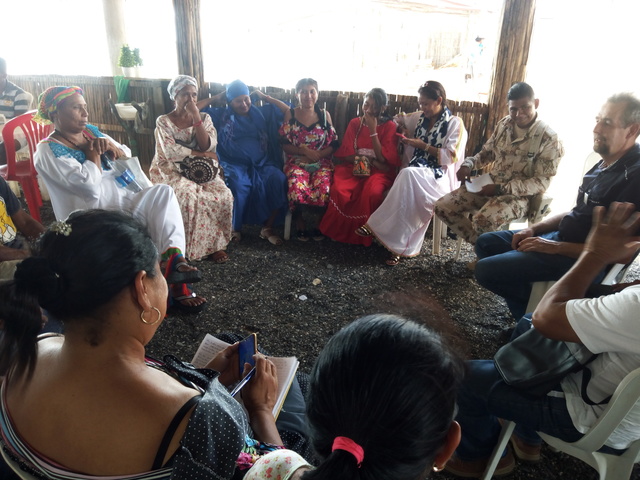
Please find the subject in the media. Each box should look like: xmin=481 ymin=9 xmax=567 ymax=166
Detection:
xmin=474 ymin=230 xmax=580 ymax=320
xmin=456 ymin=316 xmax=624 ymax=460
xmin=455 ymin=359 xmax=583 ymax=460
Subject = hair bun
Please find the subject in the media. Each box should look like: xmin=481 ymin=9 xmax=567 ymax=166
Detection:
xmin=14 ymin=257 xmax=65 ymax=309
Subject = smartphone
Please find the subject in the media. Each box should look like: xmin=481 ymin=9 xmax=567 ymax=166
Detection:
xmin=238 ymin=333 xmax=257 ymax=375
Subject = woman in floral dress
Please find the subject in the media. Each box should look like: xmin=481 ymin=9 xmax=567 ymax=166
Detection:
xmin=151 ymin=75 xmax=234 ymax=263
xmin=279 ymin=78 xmax=338 ymax=241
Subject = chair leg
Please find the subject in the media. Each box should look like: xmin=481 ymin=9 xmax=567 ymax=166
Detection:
xmin=20 ymin=179 xmax=42 ymax=222
xmin=481 ymin=421 xmax=516 ymax=480
xmin=454 ymin=237 xmax=464 ymax=261
xmin=432 ymin=217 xmax=442 ymax=255
xmin=284 ymin=211 xmax=292 ymax=241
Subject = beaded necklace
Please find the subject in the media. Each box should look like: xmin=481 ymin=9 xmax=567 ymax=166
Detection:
xmin=53 ymin=130 xmax=84 ymax=150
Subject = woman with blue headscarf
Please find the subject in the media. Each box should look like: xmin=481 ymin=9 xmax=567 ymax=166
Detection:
xmin=198 ymin=80 xmax=289 ymax=245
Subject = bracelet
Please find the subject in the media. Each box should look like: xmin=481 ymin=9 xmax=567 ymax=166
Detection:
xmin=370 ymin=133 xmax=378 ymax=137
xmin=193 ymin=120 xmax=203 ymax=127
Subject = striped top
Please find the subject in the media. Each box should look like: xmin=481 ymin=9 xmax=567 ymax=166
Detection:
xmin=0 ymin=81 xmax=31 ymax=120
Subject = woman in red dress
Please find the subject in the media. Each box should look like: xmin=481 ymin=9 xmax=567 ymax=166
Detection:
xmin=319 ymin=88 xmax=400 ymax=245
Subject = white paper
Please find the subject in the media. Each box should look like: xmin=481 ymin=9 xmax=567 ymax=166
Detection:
xmin=465 ymin=173 xmax=493 ymax=193
xmin=190 ymin=333 xmax=299 ymax=419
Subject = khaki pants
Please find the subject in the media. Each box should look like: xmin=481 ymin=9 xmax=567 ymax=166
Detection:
xmin=435 ymin=185 xmax=530 ymax=244
xmin=0 ymin=260 xmax=21 ymax=281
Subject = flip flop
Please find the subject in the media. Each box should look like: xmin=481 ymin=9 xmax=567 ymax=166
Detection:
xmin=211 ymin=250 xmax=229 ymax=264
xmin=260 ymin=228 xmax=283 ymax=246
xmin=231 ymin=231 xmax=242 ymax=243
xmin=164 ymin=258 xmax=202 ymax=284
xmin=169 ymin=285 xmax=207 ymax=314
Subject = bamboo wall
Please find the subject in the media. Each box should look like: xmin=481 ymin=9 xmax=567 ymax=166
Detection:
xmin=13 ymin=75 xmax=488 ymax=171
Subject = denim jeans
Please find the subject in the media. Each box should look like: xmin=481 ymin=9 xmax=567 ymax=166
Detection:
xmin=474 ymin=230 xmax=580 ymax=320
xmin=455 ymin=359 xmax=584 ymax=460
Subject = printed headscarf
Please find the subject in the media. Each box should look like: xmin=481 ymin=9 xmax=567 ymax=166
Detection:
xmin=33 ymin=86 xmax=84 ymax=125
xmin=167 ymin=75 xmax=198 ymax=101
xmin=226 ymin=80 xmax=250 ymax=102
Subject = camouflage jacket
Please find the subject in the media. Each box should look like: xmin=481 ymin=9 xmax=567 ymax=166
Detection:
xmin=462 ymin=115 xmax=564 ymax=197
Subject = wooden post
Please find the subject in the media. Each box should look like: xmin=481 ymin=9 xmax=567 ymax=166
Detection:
xmin=485 ymin=0 xmax=536 ymax=138
xmin=102 ymin=0 xmax=128 ymax=76
xmin=172 ymin=0 xmax=206 ymax=98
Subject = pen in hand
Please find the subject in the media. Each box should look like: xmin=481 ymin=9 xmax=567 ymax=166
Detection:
xmin=230 ymin=366 xmax=257 ymax=397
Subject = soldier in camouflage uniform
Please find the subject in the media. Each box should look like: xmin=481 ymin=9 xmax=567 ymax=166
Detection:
xmin=434 ymin=82 xmax=563 ymax=244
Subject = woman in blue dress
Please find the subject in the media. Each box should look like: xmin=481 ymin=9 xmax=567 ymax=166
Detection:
xmin=198 ymin=80 xmax=289 ymax=245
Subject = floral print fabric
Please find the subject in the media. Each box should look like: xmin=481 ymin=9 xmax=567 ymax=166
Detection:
xmin=150 ymin=113 xmax=234 ymax=260
xmin=279 ymin=110 xmax=337 ymax=210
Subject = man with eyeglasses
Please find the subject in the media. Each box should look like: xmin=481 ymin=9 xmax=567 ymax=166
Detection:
xmin=471 ymin=93 xmax=640 ymax=321
xmin=435 ymin=82 xmax=563 ymax=248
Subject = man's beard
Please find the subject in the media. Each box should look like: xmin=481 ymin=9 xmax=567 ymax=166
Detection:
xmin=594 ymin=140 xmax=609 ymax=155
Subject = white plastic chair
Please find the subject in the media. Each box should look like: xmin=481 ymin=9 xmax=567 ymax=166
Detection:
xmin=447 ymin=193 xmax=553 ymax=261
xmin=481 ymin=367 xmax=640 ymax=480
xmin=0 ymin=447 xmax=39 ymax=480
xmin=525 ymin=251 xmax=639 ymax=313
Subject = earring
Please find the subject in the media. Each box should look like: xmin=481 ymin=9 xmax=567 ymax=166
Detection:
xmin=140 ymin=306 xmax=162 ymax=325
xmin=432 ymin=464 xmax=443 ymax=472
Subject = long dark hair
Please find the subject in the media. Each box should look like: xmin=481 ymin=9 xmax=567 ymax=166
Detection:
xmin=419 ymin=81 xmax=447 ymax=109
xmin=303 ymin=314 xmax=464 ymax=480
xmin=364 ymin=88 xmax=392 ymax=124
xmin=0 ymin=209 xmax=158 ymax=378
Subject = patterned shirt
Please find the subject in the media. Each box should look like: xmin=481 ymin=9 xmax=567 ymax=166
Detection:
xmin=0 ymin=81 xmax=30 ymax=120
xmin=462 ymin=115 xmax=564 ymax=197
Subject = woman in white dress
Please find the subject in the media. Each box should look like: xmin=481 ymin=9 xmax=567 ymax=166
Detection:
xmin=33 ymin=86 xmax=206 ymax=314
xmin=355 ymin=81 xmax=467 ymax=265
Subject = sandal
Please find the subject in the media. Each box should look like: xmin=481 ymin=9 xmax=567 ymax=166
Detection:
xmin=163 ymin=255 xmax=202 ymax=285
xmin=211 ymin=250 xmax=229 ymax=264
xmin=260 ymin=227 xmax=283 ymax=246
xmin=355 ymin=225 xmax=373 ymax=237
xmin=296 ymin=230 xmax=310 ymax=242
xmin=169 ymin=284 xmax=207 ymax=314
xmin=231 ymin=231 xmax=242 ymax=243
xmin=385 ymin=254 xmax=401 ymax=266
xmin=311 ymin=229 xmax=325 ymax=241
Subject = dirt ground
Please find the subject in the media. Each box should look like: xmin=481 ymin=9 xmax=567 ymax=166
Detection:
xmin=26 ymin=203 xmax=640 ymax=479
xmin=145 ymin=222 xmax=639 ymax=480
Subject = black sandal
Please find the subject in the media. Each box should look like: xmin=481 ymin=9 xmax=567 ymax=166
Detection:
xmin=296 ymin=230 xmax=310 ymax=242
xmin=165 ymin=260 xmax=202 ymax=284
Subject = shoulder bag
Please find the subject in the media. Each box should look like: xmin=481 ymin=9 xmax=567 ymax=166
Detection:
xmin=494 ymin=326 xmax=597 ymax=398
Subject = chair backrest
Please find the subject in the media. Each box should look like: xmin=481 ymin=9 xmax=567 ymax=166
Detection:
xmin=0 ymin=446 xmax=39 ymax=480
xmin=555 ymin=367 xmax=640 ymax=453
xmin=1 ymin=110 xmax=53 ymax=178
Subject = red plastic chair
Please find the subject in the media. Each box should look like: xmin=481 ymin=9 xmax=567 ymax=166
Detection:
xmin=0 ymin=110 xmax=53 ymax=222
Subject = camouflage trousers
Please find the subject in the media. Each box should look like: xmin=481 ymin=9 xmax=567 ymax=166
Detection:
xmin=434 ymin=186 xmax=530 ymax=244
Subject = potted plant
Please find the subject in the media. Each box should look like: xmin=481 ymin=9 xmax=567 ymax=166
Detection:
xmin=118 ymin=44 xmax=141 ymax=77
xmin=132 ymin=48 xmax=143 ymax=77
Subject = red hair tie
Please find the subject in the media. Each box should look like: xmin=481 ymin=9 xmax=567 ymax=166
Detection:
xmin=332 ymin=436 xmax=364 ymax=467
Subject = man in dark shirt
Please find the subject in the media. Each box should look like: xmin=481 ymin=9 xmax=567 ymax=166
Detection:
xmin=474 ymin=92 xmax=640 ymax=320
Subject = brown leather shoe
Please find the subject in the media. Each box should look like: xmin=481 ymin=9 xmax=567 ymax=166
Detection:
xmin=444 ymin=448 xmax=515 ymax=478
xmin=510 ymin=433 xmax=541 ymax=463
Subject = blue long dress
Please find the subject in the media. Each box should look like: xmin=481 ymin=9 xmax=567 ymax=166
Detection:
xmin=202 ymin=101 xmax=288 ymax=231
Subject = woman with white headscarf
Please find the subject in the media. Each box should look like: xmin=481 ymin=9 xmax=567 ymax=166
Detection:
xmin=150 ymin=75 xmax=234 ymax=263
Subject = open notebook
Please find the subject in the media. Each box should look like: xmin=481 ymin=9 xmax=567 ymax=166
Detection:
xmin=191 ymin=334 xmax=299 ymax=419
